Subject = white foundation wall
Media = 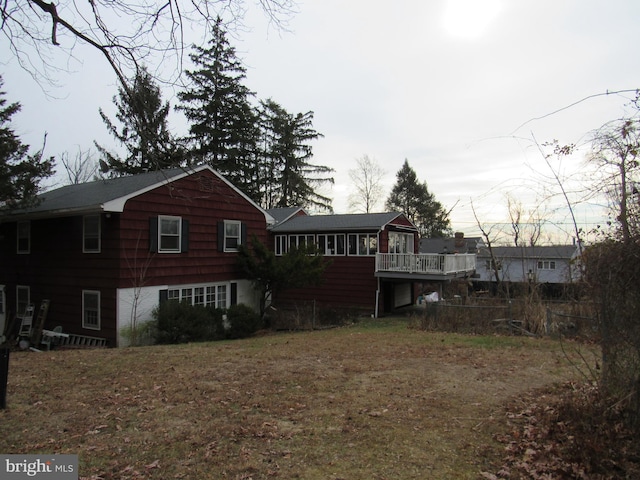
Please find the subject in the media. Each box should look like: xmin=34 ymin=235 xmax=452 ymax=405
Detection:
xmin=116 ymin=285 xmax=165 ymax=347
xmin=116 ymin=279 xmax=261 ymax=347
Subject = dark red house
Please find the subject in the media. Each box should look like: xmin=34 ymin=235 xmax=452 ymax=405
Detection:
xmin=0 ymin=167 xmax=476 ymax=347
xmin=267 ymin=210 xmax=421 ymax=315
xmin=0 ymin=166 xmax=273 ymax=347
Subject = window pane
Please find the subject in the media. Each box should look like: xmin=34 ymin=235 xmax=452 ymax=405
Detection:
xmin=327 ymin=235 xmax=335 ymax=255
xmin=17 ymin=221 xmax=30 ymax=253
xmin=348 ymin=234 xmax=358 ymax=255
xmin=217 ymin=285 xmax=227 ymax=309
xmin=160 ymin=236 xmax=180 ymax=250
xmin=317 ymin=235 xmax=326 ymax=254
xmin=369 ymin=236 xmax=378 ymax=255
xmin=358 ymin=235 xmax=368 ymax=255
xmin=83 ymin=291 xmax=100 ymax=329
xmin=225 ymin=223 xmax=239 ymax=237
xmin=226 ymin=237 xmax=238 ymax=250
xmin=159 ymin=217 xmax=181 ymax=252
xmin=336 ymin=235 xmax=345 ymax=255
xmin=206 ymin=286 xmax=215 ymax=305
xmin=161 ymin=218 xmax=179 ymax=235
xmin=194 ymin=287 xmax=205 ymax=305
xmin=224 ymin=222 xmax=240 ymax=250
xmin=182 ymin=288 xmax=193 ymax=305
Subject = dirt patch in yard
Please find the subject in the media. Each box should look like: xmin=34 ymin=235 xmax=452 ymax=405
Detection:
xmin=0 ymin=319 xmax=597 ymax=479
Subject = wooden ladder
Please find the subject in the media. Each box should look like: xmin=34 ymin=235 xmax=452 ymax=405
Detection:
xmin=31 ymin=300 xmax=50 ymax=346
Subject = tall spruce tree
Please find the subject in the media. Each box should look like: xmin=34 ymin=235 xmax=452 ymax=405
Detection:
xmin=257 ymin=99 xmax=333 ymax=211
xmin=177 ymin=17 xmax=258 ymax=192
xmin=0 ymin=78 xmax=54 ymax=208
xmin=96 ymin=65 xmax=181 ymax=175
xmin=385 ymin=159 xmax=451 ymax=238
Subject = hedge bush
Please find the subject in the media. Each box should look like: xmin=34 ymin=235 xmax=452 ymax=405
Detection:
xmin=154 ymin=301 xmax=225 ymax=344
xmin=225 ymin=304 xmax=263 ymax=339
xmin=153 ymin=301 xmax=261 ymax=344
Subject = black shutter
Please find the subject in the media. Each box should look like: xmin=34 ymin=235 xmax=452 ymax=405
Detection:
xmin=159 ymin=289 xmax=168 ymax=304
xmin=241 ymin=223 xmax=247 ymax=246
xmin=149 ymin=217 xmax=158 ymax=252
xmin=217 ymin=221 xmax=224 ymax=252
xmin=181 ymin=219 xmax=189 ymax=253
xmin=230 ymin=282 xmax=237 ymax=306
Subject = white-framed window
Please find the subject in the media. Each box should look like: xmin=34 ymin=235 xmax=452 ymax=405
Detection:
xmin=16 ymin=285 xmax=30 ymax=316
xmin=83 ymin=215 xmax=101 ymax=253
xmin=17 ymin=221 xmax=30 ymax=254
xmin=194 ymin=287 xmax=205 ymax=306
xmin=275 ymin=235 xmax=287 ymax=256
xmin=347 ymin=233 xmax=378 ymax=256
xmin=289 ymin=234 xmax=316 ymax=250
xmin=82 ymin=290 xmax=101 ymax=330
xmin=224 ymin=220 xmax=242 ymax=252
xmin=159 ymin=215 xmax=182 ymax=253
xmin=167 ymin=283 xmax=229 ymax=308
xmin=317 ymin=234 xmax=345 ymax=256
xmin=537 ymin=260 xmax=556 ymax=270
xmin=275 ymin=234 xmax=317 ymax=255
xmin=388 ymin=232 xmax=414 ymax=254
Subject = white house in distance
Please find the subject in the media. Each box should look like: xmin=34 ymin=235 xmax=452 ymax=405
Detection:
xmin=475 ymin=245 xmax=582 ymax=285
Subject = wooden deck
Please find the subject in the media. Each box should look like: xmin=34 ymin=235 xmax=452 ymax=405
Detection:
xmin=375 ymin=253 xmax=476 ymax=280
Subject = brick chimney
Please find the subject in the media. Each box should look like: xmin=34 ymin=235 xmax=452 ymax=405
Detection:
xmin=454 ymin=232 xmax=465 ymax=249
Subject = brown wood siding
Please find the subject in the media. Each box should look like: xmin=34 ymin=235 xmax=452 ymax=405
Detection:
xmin=274 ymin=256 xmax=378 ymax=312
xmin=118 ymin=172 xmax=269 ymax=287
xmin=0 ymin=215 xmax=120 ymax=344
xmin=0 ymin=170 xmax=269 ymax=346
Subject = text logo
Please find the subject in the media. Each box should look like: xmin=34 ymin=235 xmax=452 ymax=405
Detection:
xmin=1 ymin=455 xmax=78 ymax=479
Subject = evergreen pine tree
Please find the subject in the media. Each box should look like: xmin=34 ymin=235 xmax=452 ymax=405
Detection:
xmin=177 ymin=17 xmax=259 ymax=192
xmin=257 ymin=99 xmax=333 ymax=211
xmin=95 ymin=66 xmax=180 ymax=176
xmin=386 ymin=159 xmax=451 ymax=237
xmin=0 ymin=78 xmax=54 ymax=208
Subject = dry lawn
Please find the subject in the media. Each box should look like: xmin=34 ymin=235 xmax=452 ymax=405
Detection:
xmin=0 ymin=318 xmax=596 ymax=479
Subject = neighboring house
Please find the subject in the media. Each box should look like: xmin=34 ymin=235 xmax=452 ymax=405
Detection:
xmin=420 ymin=232 xmax=484 ymax=255
xmin=475 ymin=245 xmax=581 ymax=285
xmin=0 ymin=166 xmax=273 ymax=347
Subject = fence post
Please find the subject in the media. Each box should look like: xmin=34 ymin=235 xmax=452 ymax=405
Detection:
xmin=546 ymin=307 xmax=552 ymax=336
xmin=0 ymin=345 xmax=9 ymax=409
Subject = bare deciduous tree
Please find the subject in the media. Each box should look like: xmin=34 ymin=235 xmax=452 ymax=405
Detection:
xmin=60 ymin=147 xmax=98 ymax=184
xmin=348 ymin=155 xmax=386 ymax=213
xmin=2 ymin=0 xmax=297 ymax=96
xmin=588 ymin=118 xmax=640 ymax=244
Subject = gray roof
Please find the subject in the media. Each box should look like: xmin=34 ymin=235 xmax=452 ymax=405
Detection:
xmin=477 ymin=245 xmax=579 ymax=259
xmin=1 ymin=168 xmax=190 ymax=219
xmin=266 ymin=207 xmax=306 ymax=224
xmin=0 ymin=166 xmax=274 ymax=224
xmin=269 ymin=212 xmax=415 ymax=233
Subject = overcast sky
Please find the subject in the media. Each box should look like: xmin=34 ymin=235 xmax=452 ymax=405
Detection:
xmin=2 ymin=0 xmax=640 ymax=243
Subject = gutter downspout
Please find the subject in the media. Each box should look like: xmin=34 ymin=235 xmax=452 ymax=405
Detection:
xmin=374 ymin=226 xmax=384 ymax=318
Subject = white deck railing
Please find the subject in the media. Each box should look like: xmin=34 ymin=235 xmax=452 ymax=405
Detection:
xmin=375 ymin=253 xmax=476 ymax=276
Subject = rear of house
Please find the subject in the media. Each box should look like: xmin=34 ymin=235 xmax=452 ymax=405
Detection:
xmin=0 ymin=166 xmax=272 ymax=347
xmin=268 ymin=211 xmax=420 ymax=316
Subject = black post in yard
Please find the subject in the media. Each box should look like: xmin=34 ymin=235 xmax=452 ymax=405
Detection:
xmin=0 ymin=345 xmax=9 ymax=409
